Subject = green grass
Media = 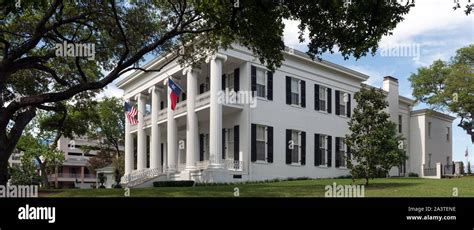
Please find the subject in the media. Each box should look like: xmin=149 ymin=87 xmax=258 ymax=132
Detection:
xmin=40 ymin=177 xmax=474 ymax=198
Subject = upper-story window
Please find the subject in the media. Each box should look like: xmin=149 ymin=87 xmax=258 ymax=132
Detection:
xmin=225 ymin=72 xmax=235 ymax=91
xmin=256 ymin=68 xmax=266 ymax=97
xmin=338 ymin=91 xmax=347 ymax=116
xmin=319 ymin=86 xmax=327 ymax=111
xmin=291 ymin=78 xmax=300 ymax=105
xmin=286 ymin=76 xmax=306 ymax=107
xmin=315 ymin=84 xmax=332 ymax=113
xmin=251 ymin=66 xmax=273 ymax=100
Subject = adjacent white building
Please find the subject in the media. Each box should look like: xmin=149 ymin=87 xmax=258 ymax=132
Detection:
xmin=117 ymin=44 xmax=454 ymax=187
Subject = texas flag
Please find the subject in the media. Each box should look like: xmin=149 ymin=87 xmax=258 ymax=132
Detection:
xmin=168 ymin=78 xmax=182 ymax=110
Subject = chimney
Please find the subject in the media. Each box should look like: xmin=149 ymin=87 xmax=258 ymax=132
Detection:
xmin=383 ymin=76 xmax=399 ymax=123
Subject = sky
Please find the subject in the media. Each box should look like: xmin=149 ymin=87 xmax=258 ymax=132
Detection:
xmin=102 ymin=0 xmax=474 ymax=163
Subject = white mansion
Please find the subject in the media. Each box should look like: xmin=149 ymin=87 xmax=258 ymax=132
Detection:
xmin=117 ymin=44 xmax=454 ymax=187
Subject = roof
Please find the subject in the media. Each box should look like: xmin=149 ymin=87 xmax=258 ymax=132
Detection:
xmin=410 ymin=109 xmax=456 ymax=122
xmin=116 ymin=44 xmax=370 ymax=89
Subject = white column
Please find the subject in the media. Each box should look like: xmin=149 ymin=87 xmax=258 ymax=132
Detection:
xmin=136 ymin=93 xmax=147 ymax=170
xmin=125 ymin=105 xmax=134 ymax=174
xmin=184 ymin=67 xmax=200 ymax=170
xmin=149 ymin=86 xmax=161 ymax=170
xmin=207 ymin=54 xmax=227 ymax=168
xmin=167 ymin=82 xmax=178 ymax=172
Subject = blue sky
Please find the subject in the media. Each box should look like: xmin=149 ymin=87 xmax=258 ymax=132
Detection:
xmin=103 ymin=0 xmax=474 ymax=163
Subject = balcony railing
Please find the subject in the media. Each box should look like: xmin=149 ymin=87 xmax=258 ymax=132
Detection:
xmin=225 ymin=160 xmax=244 ymax=171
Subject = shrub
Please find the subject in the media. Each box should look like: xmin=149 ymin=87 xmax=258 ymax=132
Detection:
xmin=408 ymin=172 xmax=419 ymax=177
xmin=153 ymin=181 xmax=195 ymax=187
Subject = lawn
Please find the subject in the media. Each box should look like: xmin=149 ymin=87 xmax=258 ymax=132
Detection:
xmin=40 ymin=177 xmax=474 ymax=198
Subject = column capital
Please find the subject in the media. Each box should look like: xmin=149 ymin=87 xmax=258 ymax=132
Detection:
xmin=182 ymin=66 xmax=202 ymax=75
xmin=134 ymin=92 xmax=148 ymax=100
xmin=148 ymin=85 xmax=164 ymax=94
xmin=205 ymin=53 xmax=227 ymax=63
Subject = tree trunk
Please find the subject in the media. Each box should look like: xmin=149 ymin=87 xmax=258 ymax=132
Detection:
xmin=0 ymin=151 xmax=9 ymax=186
xmin=35 ymin=156 xmax=50 ymax=189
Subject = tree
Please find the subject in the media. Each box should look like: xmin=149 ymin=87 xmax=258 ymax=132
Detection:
xmin=15 ymin=133 xmax=65 ymax=188
xmin=468 ymin=161 xmax=472 ymax=175
xmin=345 ymin=86 xmax=406 ymax=186
xmin=0 ymin=0 xmax=416 ymax=185
xmin=97 ymin=172 xmax=106 ymax=189
xmin=87 ymin=97 xmax=125 ymax=158
xmin=8 ymin=155 xmax=42 ymax=185
xmin=409 ymin=45 xmax=474 ymax=143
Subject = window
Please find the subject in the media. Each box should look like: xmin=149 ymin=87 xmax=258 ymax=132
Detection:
xmin=318 ymin=135 xmax=327 ymax=166
xmin=256 ymin=125 xmax=267 ymax=161
xmin=446 ymin=127 xmax=450 ymax=142
xmin=319 ymin=86 xmax=327 ymax=112
xmin=446 ymin=156 xmax=450 ymax=165
xmin=199 ymin=77 xmax=210 ymax=94
xmin=428 ymin=122 xmax=432 ymax=138
xmin=256 ymin=68 xmax=266 ymax=98
xmin=338 ymin=91 xmax=347 ymax=116
xmin=291 ymin=78 xmax=300 ymax=105
xmin=225 ymin=128 xmax=235 ymax=160
xmin=336 ymin=137 xmax=347 ymax=168
xmin=398 ymin=115 xmax=402 ymax=133
xmin=225 ymin=73 xmax=235 ymax=91
xmin=291 ymin=130 xmax=300 ymax=164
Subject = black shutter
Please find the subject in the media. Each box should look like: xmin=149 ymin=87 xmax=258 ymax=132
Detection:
xmin=347 ymin=93 xmax=351 ymax=118
xmin=222 ymin=129 xmax=226 ymax=159
xmin=267 ymin=71 xmax=273 ymax=100
xmin=286 ymin=129 xmax=291 ymax=164
xmin=301 ymin=80 xmax=306 ymax=108
xmin=199 ymin=84 xmax=205 ymax=94
xmin=301 ymin=131 xmax=306 ymax=165
xmin=335 ymin=90 xmax=340 ymax=115
xmin=222 ymin=74 xmax=226 ymax=91
xmin=327 ymin=136 xmax=332 ymax=167
xmin=234 ymin=125 xmax=239 ymax=161
xmin=234 ymin=68 xmax=240 ymax=92
xmin=286 ymin=76 xmax=291 ymax=105
xmin=251 ymin=124 xmax=257 ymax=162
xmin=161 ymin=143 xmax=164 ymax=166
xmin=327 ymin=88 xmax=332 ymax=114
xmin=314 ymin=84 xmax=320 ymax=111
xmin=267 ymin=126 xmax=273 ymax=163
xmin=199 ymin=134 xmax=204 ymax=161
xmin=251 ymin=66 xmax=257 ymax=97
xmin=314 ymin=134 xmax=320 ymax=166
xmin=335 ymin=137 xmax=340 ymax=167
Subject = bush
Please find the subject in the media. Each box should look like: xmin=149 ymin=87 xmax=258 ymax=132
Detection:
xmin=153 ymin=180 xmax=195 ymax=187
xmin=408 ymin=172 xmax=419 ymax=177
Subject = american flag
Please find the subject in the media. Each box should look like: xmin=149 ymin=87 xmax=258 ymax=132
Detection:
xmin=124 ymin=101 xmax=138 ymax=125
